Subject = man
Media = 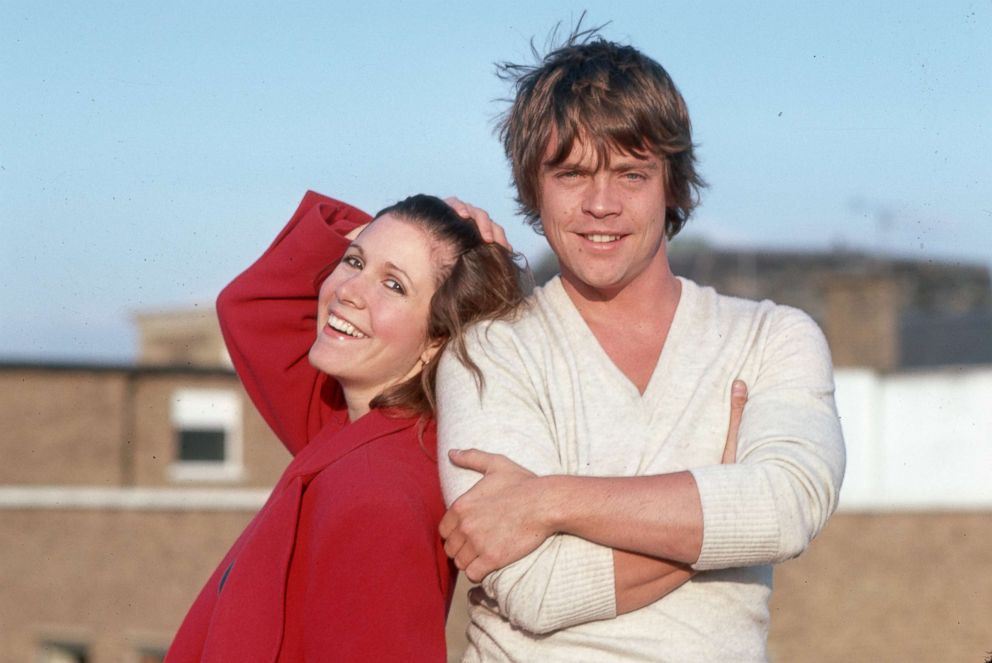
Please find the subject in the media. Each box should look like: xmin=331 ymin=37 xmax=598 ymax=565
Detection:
xmin=437 ymin=31 xmax=845 ymax=662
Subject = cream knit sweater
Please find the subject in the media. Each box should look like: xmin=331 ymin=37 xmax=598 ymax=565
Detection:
xmin=438 ymin=276 xmax=845 ymax=662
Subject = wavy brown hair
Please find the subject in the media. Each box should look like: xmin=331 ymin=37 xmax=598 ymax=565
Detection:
xmin=367 ymin=195 xmax=526 ymax=418
xmin=497 ymin=22 xmax=705 ymax=239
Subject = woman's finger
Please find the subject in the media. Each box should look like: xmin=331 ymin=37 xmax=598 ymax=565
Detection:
xmin=489 ymin=221 xmax=513 ymax=251
xmin=443 ymin=196 xmax=512 ymax=248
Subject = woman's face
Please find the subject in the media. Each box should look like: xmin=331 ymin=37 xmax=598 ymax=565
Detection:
xmin=309 ymin=214 xmax=448 ymax=410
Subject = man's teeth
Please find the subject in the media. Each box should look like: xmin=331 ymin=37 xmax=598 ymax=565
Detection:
xmin=585 ymin=234 xmax=621 ymax=243
xmin=328 ymin=314 xmax=367 ymax=338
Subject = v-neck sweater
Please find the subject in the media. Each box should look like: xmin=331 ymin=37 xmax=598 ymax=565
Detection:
xmin=437 ymin=275 xmax=845 ymax=662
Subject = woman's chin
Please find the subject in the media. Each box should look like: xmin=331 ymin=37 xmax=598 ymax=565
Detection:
xmin=307 ymin=342 xmax=332 ymax=374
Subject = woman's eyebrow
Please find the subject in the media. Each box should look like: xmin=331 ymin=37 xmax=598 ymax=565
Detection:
xmin=385 ymin=261 xmax=414 ymax=291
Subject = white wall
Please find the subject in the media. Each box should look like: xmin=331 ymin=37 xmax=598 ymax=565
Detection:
xmin=835 ymin=365 xmax=992 ymax=510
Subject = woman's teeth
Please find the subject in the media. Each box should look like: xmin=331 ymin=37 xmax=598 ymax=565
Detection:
xmin=328 ymin=314 xmax=367 ymax=338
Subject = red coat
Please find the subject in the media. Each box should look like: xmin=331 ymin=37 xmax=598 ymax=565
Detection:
xmin=165 ymin=192 xmax=456 ymax=663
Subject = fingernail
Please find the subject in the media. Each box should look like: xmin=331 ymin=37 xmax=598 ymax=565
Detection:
xmin=732 ymin=380 xmax=746 ymax=395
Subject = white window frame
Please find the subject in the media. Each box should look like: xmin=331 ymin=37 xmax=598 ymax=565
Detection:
xmin=169 ymin=388 xmax=243 ymax=482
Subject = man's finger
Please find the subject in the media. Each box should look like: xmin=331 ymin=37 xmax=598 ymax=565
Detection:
xmin=448 ymin=448 xmax=503 ymax=473
xmin=454 ymin=542 xmax=478 ymax=572
xmin=465 ymin=557 xmax=495 ymax=583
xmin=722 ymin=380 xmax=748 ymax=464
xmin=438 ymin=508 xmax=459 ymax=539
xmin=443 ymin=529 xmax=467 ymax=559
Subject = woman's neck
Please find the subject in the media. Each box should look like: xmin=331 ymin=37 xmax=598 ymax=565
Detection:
xmin=342 ymin=388 xmax=372 ymax=422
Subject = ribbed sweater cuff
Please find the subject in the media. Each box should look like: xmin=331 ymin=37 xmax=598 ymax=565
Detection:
xmin=541 ymin=536 xmax=617 ymax=627
xmin=485 ymin=535 xmax=616 ymax=633
xmin=690 ymin=465 xmax=781 ymax=570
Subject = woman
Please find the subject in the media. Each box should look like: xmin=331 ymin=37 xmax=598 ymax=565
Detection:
xmin=165 ymin=191 xmax=524 ymax=663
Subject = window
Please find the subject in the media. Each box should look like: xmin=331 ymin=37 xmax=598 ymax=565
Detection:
xmin=37 ymin=642 xmax=88 ymax=663
xmin=169 ymin=388 xmax=243 ymax=481
xmin=178 ymin=428 xmax=226 ymax=461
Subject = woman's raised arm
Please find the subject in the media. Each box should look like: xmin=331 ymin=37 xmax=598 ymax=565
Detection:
xmin=216 ymin=192 xmax=370 ymax=455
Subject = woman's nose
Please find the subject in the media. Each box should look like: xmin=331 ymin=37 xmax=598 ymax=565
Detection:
xmin=335 ymin=274 xmax=367 ymax=308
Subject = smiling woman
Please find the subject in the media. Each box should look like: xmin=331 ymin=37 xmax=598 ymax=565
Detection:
xmin=163 ymin=192 xmax=524 ymax=663
xmin=310 ymin=215 xmax=446 ymax=420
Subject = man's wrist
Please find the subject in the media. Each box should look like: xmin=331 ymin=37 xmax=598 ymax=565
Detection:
xmin=538 ymin=474 xmax=574 ymax=534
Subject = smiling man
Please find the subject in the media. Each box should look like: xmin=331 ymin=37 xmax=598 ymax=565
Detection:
xmin=436 ymin=30 xmax=846 ymax=662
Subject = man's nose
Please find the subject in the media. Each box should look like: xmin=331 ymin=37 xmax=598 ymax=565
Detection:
xmin=581 ymin=176 xmax=622 ymax=218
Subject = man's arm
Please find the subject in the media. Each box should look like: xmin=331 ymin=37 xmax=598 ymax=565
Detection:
xmin=443 ymin=381 xmax=746 ymax=614
xmin=437 ymin=326 xmax=749 ymax=631
xmin=437 ymin=330 xmax=618 ymax=633
xmin=443 ymin=307 xmax=844 ymax=581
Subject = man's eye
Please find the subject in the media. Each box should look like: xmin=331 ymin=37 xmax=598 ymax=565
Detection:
xmin=384 ymin=278 xmax=405 ymax=294
xmin=623 ymin=172 xmax=646 ymax=181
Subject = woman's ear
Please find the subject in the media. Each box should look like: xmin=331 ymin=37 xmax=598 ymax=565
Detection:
xmin=420 ymin=338 xmax=445 ymax=366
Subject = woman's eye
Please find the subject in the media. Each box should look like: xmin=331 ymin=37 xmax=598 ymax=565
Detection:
xmin=343 ymin=255 xmax=363 ymax=269
xmin=384 ymin=278 xmax=405 ymax=294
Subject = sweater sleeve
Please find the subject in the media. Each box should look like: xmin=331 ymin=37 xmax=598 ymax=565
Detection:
xmin=690 ymin=306 xmax=846 ymax=570
xmin=437 ymin=325 xmax=617 ymax=635
xmin=216 ymin=191 xmax=371 ymax=456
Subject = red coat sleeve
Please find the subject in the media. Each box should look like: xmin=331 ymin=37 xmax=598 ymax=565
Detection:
xmin=300 ymin=448 xmax=451 ymax=661
xmin=216 ymin=192 xmax=372 ymax=455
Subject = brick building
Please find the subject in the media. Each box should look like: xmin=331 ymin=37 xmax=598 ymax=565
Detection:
xmin=2 ymin=257 xmax=991 ymax=662
xmin=0 ymin=310 xmax=288 ymax=663
xmin=535 ymin=245 xmax=992 ymax=370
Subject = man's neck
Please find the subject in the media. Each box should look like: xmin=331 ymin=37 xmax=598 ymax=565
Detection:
xmin=560 ymin=256 xmax=681 ymax=328
xmin=559 ymin=257 xmax=682 ymax=394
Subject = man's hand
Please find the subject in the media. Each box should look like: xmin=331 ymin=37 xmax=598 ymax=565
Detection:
xmin=440 ymin=380 xmax=749 ymax=585
xmin=439 ymin=449 xmax=548 ymax=582
xmin=614 ymin=379 xmax=748 ymax=613
xmin=443 ymin=196 xmax=513 ymax=251
xmin=722 ymin=379 xmax=747 ymax=464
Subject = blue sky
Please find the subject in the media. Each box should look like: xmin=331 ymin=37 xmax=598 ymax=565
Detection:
xmin=2 ymin=1 xmax=989 ymax=361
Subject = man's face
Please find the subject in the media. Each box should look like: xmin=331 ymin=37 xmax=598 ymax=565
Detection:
xmin=537 ymin=137 xmax=669 ymax=298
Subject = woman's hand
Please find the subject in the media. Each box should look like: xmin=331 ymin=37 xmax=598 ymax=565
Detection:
xmin=344 ymin=223 xmax=368 ymax=241
xmin=443 ymin=197 xmax=513 ymax=251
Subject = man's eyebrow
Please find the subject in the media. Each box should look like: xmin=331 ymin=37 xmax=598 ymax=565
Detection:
xmin=612 ymin=157 xmax=661 ymax=170
xmin=541 ymin=159 xmax=586 ymax=170
xmin=541 ymin=156 xmax=660 ymax=171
